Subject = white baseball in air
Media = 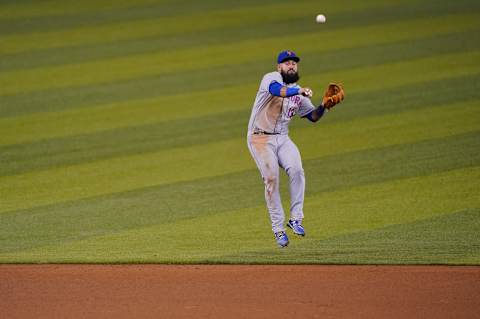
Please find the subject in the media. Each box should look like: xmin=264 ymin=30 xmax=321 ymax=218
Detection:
xmin=316 ymin=14 xmax=326 ymax=24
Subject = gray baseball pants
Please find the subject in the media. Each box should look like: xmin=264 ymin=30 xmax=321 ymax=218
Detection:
xmin=247 ymin=134 xmax=305 ymax=233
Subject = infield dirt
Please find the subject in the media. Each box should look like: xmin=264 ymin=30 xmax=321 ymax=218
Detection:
xmin=1 ymin=265 xmax=479 ymax=318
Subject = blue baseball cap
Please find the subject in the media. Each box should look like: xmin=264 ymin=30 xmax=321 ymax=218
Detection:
xmin=277 ymin=50 xmax=300 ymax=64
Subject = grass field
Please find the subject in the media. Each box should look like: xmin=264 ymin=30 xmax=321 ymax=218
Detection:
xmin=0 ymin=0 xmax=479 ymax=264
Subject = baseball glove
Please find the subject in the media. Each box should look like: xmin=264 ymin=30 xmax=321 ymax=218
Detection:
xmin=322 ymin=83 xmax=345 ymax=110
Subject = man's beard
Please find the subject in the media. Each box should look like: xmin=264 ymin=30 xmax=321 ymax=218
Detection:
xmin=281 ymin=70 xmax=300 ymax=84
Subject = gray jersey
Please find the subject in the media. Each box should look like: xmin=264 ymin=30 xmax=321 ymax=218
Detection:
xmin=247 ymin=71 xmax=315 ymax=135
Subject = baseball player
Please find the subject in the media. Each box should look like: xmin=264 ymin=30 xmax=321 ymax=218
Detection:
xmin=247 ymin=50 xmax=344 ymax=247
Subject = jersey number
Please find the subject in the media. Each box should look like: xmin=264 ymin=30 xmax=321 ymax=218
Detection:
xmin=287 ymin=96 xmax=301 ymax=118
xmin=287 ymin=107 xmax=297 ymax=118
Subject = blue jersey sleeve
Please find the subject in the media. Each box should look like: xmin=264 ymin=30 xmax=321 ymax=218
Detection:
xmin=303 ymin=105 xmax=325 ymax=122
xmin=269 ymin=81 xmax=300 ymax=97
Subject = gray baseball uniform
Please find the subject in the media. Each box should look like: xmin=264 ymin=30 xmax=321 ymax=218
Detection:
xmin=247 ymin=71 xmax=315 ymax=233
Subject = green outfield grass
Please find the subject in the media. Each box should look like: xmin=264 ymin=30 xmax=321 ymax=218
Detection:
xmin=0 ymin=0 xmax=479 ymax=264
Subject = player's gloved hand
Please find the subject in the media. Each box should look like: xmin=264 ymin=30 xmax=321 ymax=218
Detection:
xmin=322 ymin=83 xmax=344 ymax=110
xmin=299 ymin=87 xmax=313 ymax=98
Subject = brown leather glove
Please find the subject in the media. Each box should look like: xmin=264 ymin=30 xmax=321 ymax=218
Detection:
xmin=322 ymin=83 xmax=345 ymax=110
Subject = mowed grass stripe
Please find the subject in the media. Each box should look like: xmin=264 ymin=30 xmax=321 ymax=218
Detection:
xmin=0 ymin=0 xmax=163 ymax=20
xmin=2 ymin=74 xmax=479 ymax=177
xmin=2 ymin=0 xmax=474 ymax=72
xmin=0 ymin=101 xmax=478 ymax=214
xmin=0 ymin=0 xmax=280 ymax=35
xmin=0 ymin=86 xmax=248 ymax=146
xmin=2 ymin=28 xmax=478 ymax=118
xmin=2 ymin=50 xmax=479 ymax=146
xmin=298 ymin=73 xmax=480 ymax=124
xmin=1 ymin=130 xmax=478 ymax=240
xmin=2 ymin=13 xmax=479 ymax=96
xmin=210 ymin=169 xmax=480 ymax=264
xmin=292 ymin=101 xmax=479 ymax=161
xmin=301 ymin=50 xmax=480 ymax=93
xmin=9 ymin=0 xmax=456 ymax=36
xmin=2 ymin=166 xmax=477 ymax=263
xmin=0 ymin=0 xmax=399 ymax=56
xmin=1 ymin=132 xmax=478 ymax=255
xmin=290 ymin=209 xmax=480 ymax=265
xmin=211 ymin=209 xmax=480 ymax=265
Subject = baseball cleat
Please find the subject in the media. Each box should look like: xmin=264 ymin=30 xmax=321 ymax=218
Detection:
xmin=274 ymin=231 xmax=289 ymax=247
xmin=287 ymin=219 xmax=305 ymax=236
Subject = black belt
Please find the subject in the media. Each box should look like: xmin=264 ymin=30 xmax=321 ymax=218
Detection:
xmin=253 ymin=131 xmax=280 ymax=135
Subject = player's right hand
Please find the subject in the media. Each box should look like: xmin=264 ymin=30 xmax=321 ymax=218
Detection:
xmin=300 ymin=87 xmax=313 ymax=98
